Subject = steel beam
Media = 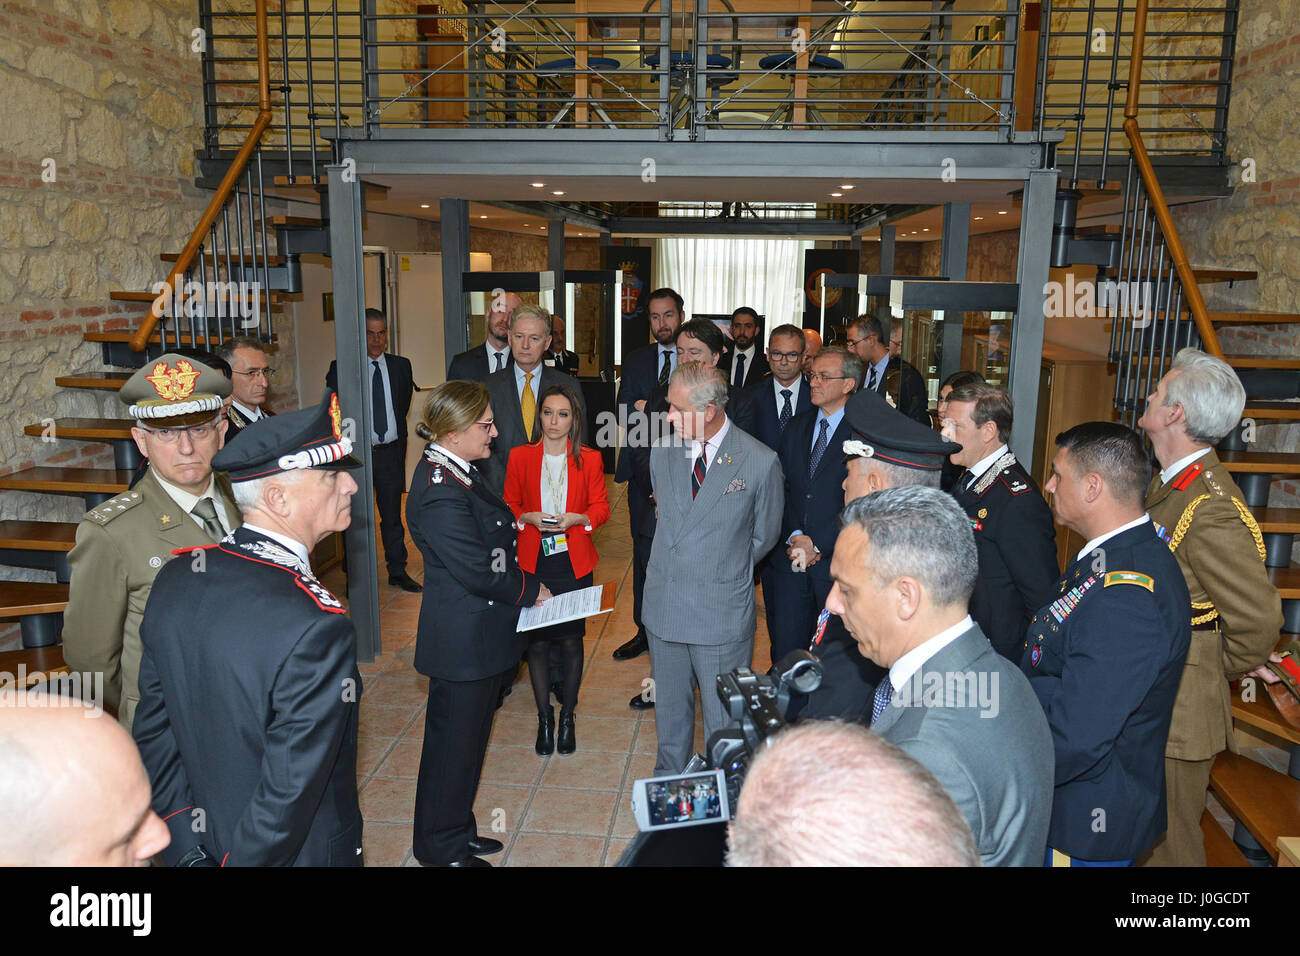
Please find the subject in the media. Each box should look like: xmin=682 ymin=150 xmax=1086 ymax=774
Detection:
xmin=327 ymin=164 xmax=381 ymax=663
xmin=1009 ymin=167 xmax=1059 ymax=463
xmin=440 ymin=199 xmax=470 ymax=362
xmin=548 ymin=220 xmax=566 ymax=324
xmin=607 ymin=218 xmax=855 ymax=237
xmin=879 ymin=226 xmax=896 ymax=274
xmin=484 ymin=199 xmax=608 ymax=233
xmin=939 ymin=202 xmax=971 ymax=383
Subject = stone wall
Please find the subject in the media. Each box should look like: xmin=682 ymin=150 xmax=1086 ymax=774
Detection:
xmin=1167 ymin=0 xmax=1300 ymax=510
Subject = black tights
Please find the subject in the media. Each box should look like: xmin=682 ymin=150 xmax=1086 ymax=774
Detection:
xmin=528 ymin=638 xmax=583 ymax=714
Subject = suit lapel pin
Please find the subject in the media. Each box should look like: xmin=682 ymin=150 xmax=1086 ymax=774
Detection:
xmin=721 ymin=453 xmax=733 ymax=465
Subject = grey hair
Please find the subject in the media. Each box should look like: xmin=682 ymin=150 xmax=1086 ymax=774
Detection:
xmin=230 ymin=468 xmax=308 ymax=514
xmin=214 ymin=335 xmax=265 ymax=364
xmin=727 ymin=721 xmax=979 ymax=867
xmin=670 ymin=360 xmax=729 ymax=412
xmin=858 ymin=458 xmax=942 ymax=491
xmin=511 ymin=304 xmax=553 ymax=337
xmin=840 ymin=485 xmax=976 ymax=609
xmin=817 ymin=345 xmax=863 ymax=390
xmin=1165 ymin=347 xmax=1246 ymax=444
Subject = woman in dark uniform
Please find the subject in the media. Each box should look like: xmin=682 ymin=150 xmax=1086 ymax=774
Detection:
xmin=407 ymin=381 xmax=552 ymax=867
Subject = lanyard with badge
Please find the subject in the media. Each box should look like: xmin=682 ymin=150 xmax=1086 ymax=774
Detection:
xmin=541 ymin=455 xmax=569 ymax=556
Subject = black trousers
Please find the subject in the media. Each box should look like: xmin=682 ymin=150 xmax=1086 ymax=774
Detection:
xmin=627 ymin=482 xmax=654 ymax=633
xmin=412 ymin=672 xmax=499 ymax=865
xmin=372 ymin=440 xmax=408 ymax=575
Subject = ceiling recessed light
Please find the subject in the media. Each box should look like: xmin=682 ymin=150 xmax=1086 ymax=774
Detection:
xmin=910 ymin=230 xmax=918 ymax=234
xmin=552 ymin=190 xmax=565 ymax=196
xmin=479 ymin=215 xmax=487 ymax=219
xmin=419 ymin=203 xmax=430 ymax=209
xmin=830 ymin=192 xmax=842 ymax=197
xmin=973 ymin=215 xmax=984 ymax=221
xmin=531 ymin=182 xmax=545 ymax=188
xmin=997 ymin=210 xmax=1008 ymax=215
xmin=840 ymin=184 xmax=854 ymax=190
xmin=922 ymin=228 xmax=929 ymax=232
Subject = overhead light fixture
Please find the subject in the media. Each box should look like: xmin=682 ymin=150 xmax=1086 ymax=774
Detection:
xmin=830 ymin=192 xmax=842 ymax=197
xmin=552 ymin=190 xmax=565 ymax=196
xmin=973 ymin=215 xmax=984 ymax=221
xmin=531 ymin=182 xmax=545 ymax=188
xmin=997 ymin=210 xmax=1008 ymax=215
xmin=910 ymin=230 xmax=918 ymax=234
xmin=922 ymin=228 xmax=929 ymax=232
xmin=479 ymin=215 xmax=487 ymax=219
xmin=419 ymin=203 xmax=430 ymax=209
xmin=840 ymin=184 xmax=854 ymax=190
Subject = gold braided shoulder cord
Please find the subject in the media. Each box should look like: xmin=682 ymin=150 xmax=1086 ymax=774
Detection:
xmin=1230 ymin=496 xmax=1268 ymax=563
xmin=1169 ymin=493 xmax=1218 ymax=625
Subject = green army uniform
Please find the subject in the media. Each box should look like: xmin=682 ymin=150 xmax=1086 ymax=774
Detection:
xmin=1142 ymin=450 xmax=1283 ymax=866
xmin=60 ymin=353 xmax=238 ymax=731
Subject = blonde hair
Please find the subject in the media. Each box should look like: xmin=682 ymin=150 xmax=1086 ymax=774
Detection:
xmin=510 ymin=304 xmax=553 ymax=336
xmin=423 ymin=380 xmax=489 ymax=443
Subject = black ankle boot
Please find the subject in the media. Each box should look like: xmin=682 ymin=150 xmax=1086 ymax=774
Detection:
xmin=556 ymin=709 xmax=576 ymax=755
xmin=535 ymin=707 xmax=555 ymax=755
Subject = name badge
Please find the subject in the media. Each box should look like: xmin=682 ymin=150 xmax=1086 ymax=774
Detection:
xmin=541 ymin=534 xmax=569 ymax=557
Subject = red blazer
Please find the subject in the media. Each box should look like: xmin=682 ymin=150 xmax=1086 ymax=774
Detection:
xmin=504 ymin=442 xmax=610 ymax=578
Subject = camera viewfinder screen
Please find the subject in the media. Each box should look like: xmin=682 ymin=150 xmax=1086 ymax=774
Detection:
xmin=646 ymin=773 xmax=724 ymax=827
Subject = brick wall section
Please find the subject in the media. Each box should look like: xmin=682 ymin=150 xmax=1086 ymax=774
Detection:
xmin=1167 ymin=0 xmax=1300 ymax=526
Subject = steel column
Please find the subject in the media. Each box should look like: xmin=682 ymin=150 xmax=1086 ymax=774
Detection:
xmin=879 ymin=226 xmax=896 ymax=275
xmin=938 ymin=202 xmax=970 ymax=383
xmin=1009 ymin=166 xmax=1058 ymax=463
xmin=328 ymin=164 xmax=382 ymax=663
xmin=440 ymin=198 xmax=471 ymax=361
xmin=548 ymin=219 xmax=567 ymax=324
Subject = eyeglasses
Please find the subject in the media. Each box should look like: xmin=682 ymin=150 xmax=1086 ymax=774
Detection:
xmin=475 ymin=419 xmax=495 ymax=432
xmin=808 ymin=372 xmax=852 ymax=383
xmin=844 ymin=336 xmax=874 ymax=348
xmin=768 ymin=350 xmax=804 ymax=362
xmin=233 ymin=367 xmax=275 ymax=379
xmin=140 ymin=420 xmax=221 ymax=444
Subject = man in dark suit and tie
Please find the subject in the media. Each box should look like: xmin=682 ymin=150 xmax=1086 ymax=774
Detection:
xmin=940 ymin=383 xmax=1059 ymax=661
xmin=718 ymin=307 xmax=769 ymax=390
xmin=766 ymin=346 xmax=862 ymax=667
xmin=216 ymin=336 xmax=277 ymax=439
xmin=846 ymin=314 xmax=930 ymax=426
xmin=446 ymin=291 xmax=520 ymax=382
xmin=611 ymin=288 xmax=684 ymax=663
xmin=481 ymin=305 xmax=586 ymax=496
xmin=547 ymin=313 xmax=580 ymax=375
xmin=827 ymin=485 xmax=1055 ymax=866
xmin=326 ymin=309 xmax=421 ymax=592
xmin=747 ymin=324 xmax=812 ymax=452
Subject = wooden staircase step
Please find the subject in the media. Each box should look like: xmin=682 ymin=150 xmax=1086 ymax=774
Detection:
xmin=0 ymin=581 xmax=70 ymax=617
xmin=54 ymin=371 xmax=132 ymax=391
xmin=1209 ymin=312 xmax=1300 ymax=325
xmin=1267 ymin=565 xmax=1300 ymax=599
xmin=0 ymin=644 xmax=69 ymax=687
xmin=1224 ymin=355 xmax=1300 ymax=371
xmin=1253 ymin=508 xmax=1300 ymax=535
xmin=1201 ymin=809 xmax=1251 ymax=867
xmin=1209 ymin=750 xmax=1300 ymax=861
xmin=1193 ymin=268 xmax=1258 ymax=284
xmin=1218 ymin=450 xmax=1300 ymax=475
xmin=1232 ymin=684 xmax=1300 ymax=747
xmin=161 ymin=252 xmax=287 ymax=266
xmin=1243 ymin=401 xmax=1300 ymax=421
xmin=269 ymin=215 xmax=322 ymax=228
xmin=23 ymin=418 xmax=135 ymax=441
xmin=0 ymin=467 xmax=132 ymax=496
xmin=0 ymin=521 xmax=79 ymax=552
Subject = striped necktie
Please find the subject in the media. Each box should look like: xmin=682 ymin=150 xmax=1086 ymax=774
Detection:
xmin=691 ymin=442 xmax=709 ymax=498
xmin=809 ymin=418 xmax=829 ymax=475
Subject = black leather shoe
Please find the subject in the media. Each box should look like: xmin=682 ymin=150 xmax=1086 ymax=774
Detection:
xmin=535 ymin=707 xmax=555 ymax=755
xmin=388 ymin=572 xmax=423 ymax=593
xmin=467 ymin=835 xmax=504 ymax=855
xmin=613 ymin=632 xmax=648 ymax=661
xmin=445 ymin=856 xmax=491 ymax=867
xmin=629 ymin=692 xmax=655 ymax=711
xmin=557 ymin=710 xmax=576 ymax=754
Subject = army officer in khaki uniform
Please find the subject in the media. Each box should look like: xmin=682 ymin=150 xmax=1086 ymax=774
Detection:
xmin=63 ymin=354 xmax=240 ymax=730
xmin=1137 ymin=348 xmax=1283 ymax=866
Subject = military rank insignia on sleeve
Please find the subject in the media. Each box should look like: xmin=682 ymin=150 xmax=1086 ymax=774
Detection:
xmin=1103 ymin=570 xmax=1154 ymax=592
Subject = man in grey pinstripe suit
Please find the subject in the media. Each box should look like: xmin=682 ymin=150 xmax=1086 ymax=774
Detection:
xmin=644 ymin=362 xmax=785 ymax=774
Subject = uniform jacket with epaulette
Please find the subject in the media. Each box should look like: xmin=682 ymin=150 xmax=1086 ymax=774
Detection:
xmin=62 ymin=468 xmax=241 ymax=730
xmin=1146 ymin=450 xmax=1283 ymax=760
xmin=951 ymin=452 xmax=1060 ymax=662
xmin=1021 ymin=520 xmax=1191 ymax=860
xmin=406 ymin=445 xmax=542 ymax=680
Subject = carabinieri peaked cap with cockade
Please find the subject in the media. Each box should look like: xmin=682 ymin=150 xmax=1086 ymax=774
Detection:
xmin=213 ymin=390 xmax=362 ymax=482
xmin=840 ymin=387 xmax=961 ymax=472
xmin=120 ymin=352 xmax=232 ymax=424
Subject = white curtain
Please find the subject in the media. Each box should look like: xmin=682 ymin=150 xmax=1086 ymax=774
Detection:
xmin=653 ymin=236 xmax=816 ymax=329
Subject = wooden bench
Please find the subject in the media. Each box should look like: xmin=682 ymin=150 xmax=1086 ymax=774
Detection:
xmin=1209 ymin=750 xmax=1300 ymax=862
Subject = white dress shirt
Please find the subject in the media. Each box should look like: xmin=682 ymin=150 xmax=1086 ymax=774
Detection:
xmin=230 ymin=400 xmax=263 ymax=423
xmin=964 ymin=443 xmax=1009 ymax=489
xmin=1076 ymin=513 xmax=1150 ymax=563
xmin=486 ymin=341 xmax=510 ymax=374
xmin=690 ymin=416 xmax=731 ymax=476
xmin=771 ymin=376 xmax=804 ymax=411
xmin=369 ymin=354 xmax=398 ymax=445
xmin=241 ymin=522 xmax=313 ymax=573
xmin=1159 ymin=447 xmax=1211 ymax=485
xmin=432 ymin=442 xmax=472 ymax=473
xmin=153 ymin=474 xmax=234 ymax=537
xmin=889 ymin=615 xmax=975 ymax=693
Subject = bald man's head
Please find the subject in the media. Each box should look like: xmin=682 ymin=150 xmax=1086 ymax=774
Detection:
xmin=802 ymin=329 xmax=823 ymax=374
xmin=0 ymin=696 xmax=169 ymax=865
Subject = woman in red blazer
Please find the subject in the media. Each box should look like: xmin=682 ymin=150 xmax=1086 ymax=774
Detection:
xmin=505 ymin=383 xmax=610 ymax=756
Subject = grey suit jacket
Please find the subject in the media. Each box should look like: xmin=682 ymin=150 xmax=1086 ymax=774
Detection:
xmin=644 ymin=420 xmax=783 ymax=646
xmin=872 ymin=623 xmax=1054 ymax=867
xmin=481 ymin=363 xmax=586 ymax=494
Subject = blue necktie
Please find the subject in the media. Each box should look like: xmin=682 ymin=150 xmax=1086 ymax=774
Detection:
xmin=734 ymin=352 xmax=746 ymax=388
xmin=658 ymin=349 xmax=671 ymax=387
xmin=372 ymin=359 xmax=388 ymax=441
xmin=870 ymin=678 xmax=894 ymax=724
xmin=809 ymin=418 xmax=829 ymax=476
xmin=494 ymin=351 xmax=504 ymax=372
xmin=778 ymin=388 xmax=793 ymax=432
xmin=867 ymin=364 xmax=878 ymax=391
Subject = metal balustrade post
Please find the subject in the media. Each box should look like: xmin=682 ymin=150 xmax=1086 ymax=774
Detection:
xmin=1010 ymin=168 xmax=1058 ymax=463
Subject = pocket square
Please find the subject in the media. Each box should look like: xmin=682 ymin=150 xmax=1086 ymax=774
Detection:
xmin=723 ymin=477 xmax=747 ymax=494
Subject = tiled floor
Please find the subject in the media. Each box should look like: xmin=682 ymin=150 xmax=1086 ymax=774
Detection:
xmin=320 ymin=475 xmax=772 ymax=867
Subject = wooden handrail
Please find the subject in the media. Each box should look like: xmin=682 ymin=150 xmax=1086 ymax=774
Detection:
xmin=132 ymin=0 xmax=272 ymax=352
xmin=1121 ymin=0 xmax=1223 ymax=359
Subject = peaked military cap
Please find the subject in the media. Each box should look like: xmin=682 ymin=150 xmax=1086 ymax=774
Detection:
xmin=841 ymin=388 xmax=960 ymax=472
xmin=120 ymin=352 xmax=231 ymax=422
xmin=214 ymin=390 xmax=362 ymax=482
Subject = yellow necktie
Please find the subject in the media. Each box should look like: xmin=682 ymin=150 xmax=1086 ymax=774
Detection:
xmin=521 ymin=372 xmax=535 ymax=440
